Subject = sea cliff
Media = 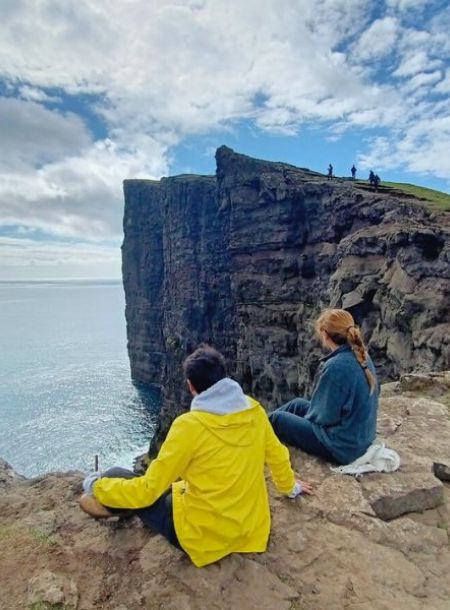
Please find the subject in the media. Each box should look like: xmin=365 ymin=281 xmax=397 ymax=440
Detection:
xmin=122 ymin=147 xmax=450 ymax=448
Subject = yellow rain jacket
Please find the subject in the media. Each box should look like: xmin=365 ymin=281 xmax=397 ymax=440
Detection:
xmin=93 ymin=378 xmax=295 ymax=567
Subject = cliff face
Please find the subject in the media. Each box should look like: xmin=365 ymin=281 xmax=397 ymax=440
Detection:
xmin=122 ymin=147 xmax=450 ymax=444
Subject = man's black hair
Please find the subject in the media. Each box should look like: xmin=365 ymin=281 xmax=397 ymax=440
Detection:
xmin=183 ymin=344 xmax=226 ymax=394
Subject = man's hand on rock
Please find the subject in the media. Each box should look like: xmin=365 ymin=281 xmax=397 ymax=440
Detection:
xmin=288 ymin=478 xmax=314 ymax=498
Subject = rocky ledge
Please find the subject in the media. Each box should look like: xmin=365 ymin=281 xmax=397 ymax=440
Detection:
xmin=1 ymin=372 xmax=449 ymax=610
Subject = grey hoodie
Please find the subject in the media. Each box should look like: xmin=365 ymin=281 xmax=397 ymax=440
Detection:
xmin=190 ymin=378 xmax=251 ymax=415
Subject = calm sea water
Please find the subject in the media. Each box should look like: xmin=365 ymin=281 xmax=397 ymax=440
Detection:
xmin=0 ymin=281 xmax=160 ymax=477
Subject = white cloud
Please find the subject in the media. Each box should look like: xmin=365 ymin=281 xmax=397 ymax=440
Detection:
xmin=0 ymin=236 xmax=119 ymax=265
xmin=405 ymin=70 xmax=442 ymax=92
xmin=0 ymin=0 xmax=377 ymax=138
xmin=358 ymin=115 xmax=450 ymax=179
xmin=352 ymin=17 xmax=399 ymax=61
xmin=0 ymin=136 xmax=168 ymax=239
xmin=394 ymin=51 xmax=442 ymax=77
xmin=0 ymin=97 xmax=92 ymax=170
xmin=0 ymin=236 xmax=121 ymax=280
xmin=0 ymin=1 xmax=445 ymax=145
xmin=18 ymin=85 xmax=61 ymax=104
xmin=436 ymin=71 xmax=450 ymax=94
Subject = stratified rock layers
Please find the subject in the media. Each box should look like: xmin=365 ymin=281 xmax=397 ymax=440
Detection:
xmin=122 ymin=147 xmax=450 ymax=439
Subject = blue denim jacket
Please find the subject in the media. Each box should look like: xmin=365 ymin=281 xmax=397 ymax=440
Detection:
xmin=306 ymin=345 xmax=379 ymax=464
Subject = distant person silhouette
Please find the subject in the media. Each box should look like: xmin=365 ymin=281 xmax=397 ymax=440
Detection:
xmin=374 ymin=174 xmax=380 ymax=192
xmin=327 ymin=164 xmax=333 ymax=180
xmin=369 ymin=170 xmax=375 ymax=186
xmin=351 ymin=165 xmax=357 ymax=180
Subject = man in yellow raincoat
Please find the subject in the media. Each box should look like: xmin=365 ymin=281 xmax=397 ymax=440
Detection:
xmin=80 ymin=344 xmax=311 ymax=567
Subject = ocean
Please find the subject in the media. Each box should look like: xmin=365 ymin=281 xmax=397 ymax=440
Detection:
xmin=0 ymin=280 xmax=160 ymax=477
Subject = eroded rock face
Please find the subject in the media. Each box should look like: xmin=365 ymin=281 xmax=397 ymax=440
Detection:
xmin=122 ymin=147 xmax=450 ymax=446
xmin=1 ymin=375 xmax=449 ymax=610
xmin=0 ymin=457 xmax=25 ymax=486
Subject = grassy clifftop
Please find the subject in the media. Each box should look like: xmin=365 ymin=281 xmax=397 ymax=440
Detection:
xmin=349 ymin=178 xmax=450 ymax=211
xmin=383 ymin=181 xmax=450 ymax=211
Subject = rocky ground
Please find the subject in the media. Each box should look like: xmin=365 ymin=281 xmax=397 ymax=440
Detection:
xmin=1 ymin=372 xmax=450 ymax=610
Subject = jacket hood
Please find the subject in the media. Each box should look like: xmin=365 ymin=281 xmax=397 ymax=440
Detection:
xmin=190 ymin=378 xmax=257 ymax=447
xmin=190 ymin=378 xmax=251 ymax=415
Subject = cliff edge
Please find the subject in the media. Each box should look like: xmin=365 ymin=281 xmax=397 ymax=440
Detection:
xmin=1 ymin=373 xmax=450 ymax=610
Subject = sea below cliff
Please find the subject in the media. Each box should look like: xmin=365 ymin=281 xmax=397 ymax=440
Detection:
xmin=0 ymin=280 xmax=159 ymax=477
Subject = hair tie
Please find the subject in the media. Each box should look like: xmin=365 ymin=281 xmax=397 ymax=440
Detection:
xmin=361 ymin=364 xmax=368 ymax=369
xmin=346 ymin=325 xmax=356 ymax=332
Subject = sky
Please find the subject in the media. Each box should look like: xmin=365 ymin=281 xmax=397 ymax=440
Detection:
xmin=0 ymin=0 xmax=449 ymax=280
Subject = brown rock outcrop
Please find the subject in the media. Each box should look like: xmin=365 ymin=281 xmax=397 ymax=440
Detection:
xmin=1 ymin=374 xmax=449 ymax=610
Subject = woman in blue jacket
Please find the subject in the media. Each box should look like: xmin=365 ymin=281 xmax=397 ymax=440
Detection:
xmin=269 ymin=309 xmax=379 ymax=465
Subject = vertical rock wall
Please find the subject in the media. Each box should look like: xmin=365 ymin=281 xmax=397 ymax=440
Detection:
xmin=122 ymin=147 xmax=450 ymax=447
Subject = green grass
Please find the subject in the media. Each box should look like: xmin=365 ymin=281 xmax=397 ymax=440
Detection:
xmin=383 ymin=181 xmax=450 ymax=211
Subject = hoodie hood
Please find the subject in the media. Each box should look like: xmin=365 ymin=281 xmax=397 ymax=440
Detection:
xmin=190 ymin=378 xmax=251 ymax=415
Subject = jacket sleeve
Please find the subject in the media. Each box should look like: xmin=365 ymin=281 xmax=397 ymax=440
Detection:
xmin=93 ymin=415 xmax=194 ymax=509
xmin=309 ymin=366 xmax=350 ymax=427
xmin=264 ymin=412 xmax=295 ymax=495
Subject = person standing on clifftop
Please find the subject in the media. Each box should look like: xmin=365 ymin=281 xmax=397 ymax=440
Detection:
xmin=373 ymin=174 xmax=380 ymax=192
xmin=327 ymin=163 xmax=333 ymax=180
xmin=269 ymin=309 xmax=379 ymax=465
xmin=79 ymin=344 xmax=312 ymax=567
xmin=351 ymin=165 xmax=357 ymax=179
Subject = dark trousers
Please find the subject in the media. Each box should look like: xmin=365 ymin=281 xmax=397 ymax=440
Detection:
xmin=101 ymin=467 xmax=182 ymax=550
xmin=268 ymin=398 xmax=336 ymax=462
